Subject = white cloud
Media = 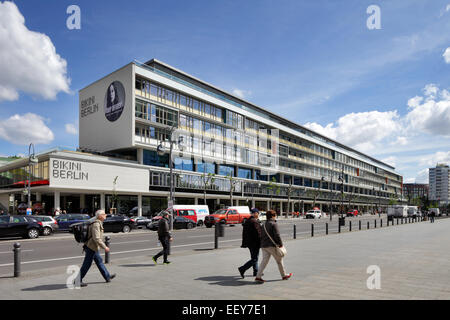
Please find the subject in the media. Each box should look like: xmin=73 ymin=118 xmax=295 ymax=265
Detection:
xmin=232 ymin=88 xmax=251 ymax=99
xmin=415 ymin=168 xmax=429 ymax=184
xmin=444 ymin=47 xmax=450 ymax=64
xmin=304 ymin=110 xmax=402 ymax=153
xmin=0 ymin=113 xmax=54 ymax=145
xmin=0 ymin=1 xmax=70 ymax=102
xmin=65 ymin=123 xmax=78 ymax=135
xmin=382 ymin=156 xmax=397 ymax=167
xmin=406 ymin=84 xmax=450 ymax=136
xmin=419 ymin=151 xmax=450 ymax=167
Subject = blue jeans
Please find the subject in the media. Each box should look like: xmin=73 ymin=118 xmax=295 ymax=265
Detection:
xmin=240 ymin=247 xmax=260 ymax=275
xmin=80 ymin=245 xmax=111 ymax=282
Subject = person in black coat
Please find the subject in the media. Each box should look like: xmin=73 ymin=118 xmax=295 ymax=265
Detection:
xmin=152 ymin=211 xmax=173 ymax=264
xmin=238 ymin=208 xmax=262 ymax=278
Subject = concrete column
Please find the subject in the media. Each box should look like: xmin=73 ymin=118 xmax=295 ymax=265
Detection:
xmin=54 ymin=191 xmax=60 ymax=214
xmin=138 ymin=194 xmax=142 ymax=217
xmin=251 ymin=199 xmax=255 ymax=209
xmin=137 ymin=148 xmax=144 ymax=165
xmin=36 ymin=192 xmax=42 ymax=202
xmin=80 ymin=194 xmax=86 ymax=210
xmin=100 ymin=193 xmax=105 ymax=211
xmin=194 ymin=198 xmax=198 ymax=205
xmin=267 ymin=200 xmax=270 ymax=211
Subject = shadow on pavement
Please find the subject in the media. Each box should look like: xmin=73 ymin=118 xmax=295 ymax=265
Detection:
xmin=22 ymin=284 xmax=70 ymax=291
xmin=119 ymin=264 xmax=156 ymax=268
xmin=193 ymin=248 xmax=214 ymax=251
xmin=194 ymin=275 xmax=258 ymax=286
xmin=22 ymin=281 xmax=106 ymax=291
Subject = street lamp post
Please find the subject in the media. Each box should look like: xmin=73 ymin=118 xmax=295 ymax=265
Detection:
xmin=157 ymin=125 xmax=182 ymax=231
xmin=27 ymin=143 xmax=38 ymax=211
xmin=338 ymin=165 xmax=344 ymax=218
xmin=329 ymin=174 xmax=333 ymax=221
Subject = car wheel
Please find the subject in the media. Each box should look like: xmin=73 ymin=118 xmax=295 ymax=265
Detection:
xmin=186 ymin=222 xmax=194 ymax=229
xmin=122 ymin=225 xmax=131 ymax=233
xmin=28 ymin=228 xmax=39 ymax=239
xmin=197 ymin=220 xmax=203 ymax=227
xmin=205 ymin=224 xmax=212 ymax=228
xmin=43 ymin=227 xmax=52 ymax=236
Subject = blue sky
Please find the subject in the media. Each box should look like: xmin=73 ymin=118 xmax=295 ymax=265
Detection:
xmin=0 ymin=0 xmax=449 ymax=183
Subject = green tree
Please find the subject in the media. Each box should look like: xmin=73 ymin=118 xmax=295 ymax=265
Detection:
xmin=268 ymin=177 xmax=280 ymax=210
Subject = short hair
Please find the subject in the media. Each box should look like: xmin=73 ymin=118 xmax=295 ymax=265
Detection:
xmin=266 ymin=210 xmax=277 ymax=220
xmin=95 ymin=209 xmax=106 ymax=218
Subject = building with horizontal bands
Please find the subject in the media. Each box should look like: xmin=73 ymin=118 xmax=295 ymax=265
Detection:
xmin=429 ymin=164 xmax=449 ymax=206
xmin=0 ymin=59 xmax=404 ymax=216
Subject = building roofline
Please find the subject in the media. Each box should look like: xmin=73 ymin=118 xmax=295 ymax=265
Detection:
xmin=143 ymin=58 xmax=396 ymax=171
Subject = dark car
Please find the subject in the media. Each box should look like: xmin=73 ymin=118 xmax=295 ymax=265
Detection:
xmin=0 ymin=215 xmax=44 ymax=239
xmin=55 ymin=214 xmax=91 ymax=231
xmin=146 ymin=216 xmax=196 ymax=231
xmin=131 ymin=216 xmax=152 ymax=228
xmin=103 ymin=215 xmax=136 ymax=233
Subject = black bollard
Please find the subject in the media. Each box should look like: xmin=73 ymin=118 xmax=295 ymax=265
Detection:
xmin=359 ymin=220 xmax=361 ymax=230
xmin=381 ymin=219 xmax=383 ymax=227
xmin=215 ymin=225 xmax=219 ymax=248
xmin=397 ymin=218 xmax=399 ymax=225
xmin=349 ymin=221 xmax=352 ymax=232
xmin=387 ymin=219 xmax=389 ymax=226
xmin=375 ymin=220 xmax=377 ymax=228
xmin=294 ymin=224 xmax=297 ymax=239
xmin=13 ymin=243 xmax=21 ymax=278
xmin=367 ymin=221 xmax=370 ymax=229
xmin=311 ymin=224 xmax=314 ymax=237
xmin=105 ymin=236 xmax=111 ymax=264
xmin=326 ymin=223 xmax=328 ymax=235
xmin=338 ymin=221 xmax=341 ymax=233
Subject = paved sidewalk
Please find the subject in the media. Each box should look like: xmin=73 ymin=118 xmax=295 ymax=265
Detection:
xmin=1 ymin=218 xmax=450 ymax=300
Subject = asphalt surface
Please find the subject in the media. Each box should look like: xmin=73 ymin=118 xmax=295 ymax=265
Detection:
xmin=0 ymin=214 xmax=427 ymax=277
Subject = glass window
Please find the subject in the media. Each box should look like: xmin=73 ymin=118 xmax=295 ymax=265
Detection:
xmin=219 ymin=165 xmax=234 ymax=176
xmin=238 ymin=167 xmax=252 ymax=179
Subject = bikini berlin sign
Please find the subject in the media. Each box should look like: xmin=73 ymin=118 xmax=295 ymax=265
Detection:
xmin=49 ymin=158 xmax=149 ymax=192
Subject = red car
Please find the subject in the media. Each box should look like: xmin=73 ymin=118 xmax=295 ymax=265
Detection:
xmin=346 ymin=209 xmax=359 ymax=217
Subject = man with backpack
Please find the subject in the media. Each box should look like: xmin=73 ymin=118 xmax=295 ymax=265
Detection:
xmin=78 ymin=209 xmax=116 ymax=287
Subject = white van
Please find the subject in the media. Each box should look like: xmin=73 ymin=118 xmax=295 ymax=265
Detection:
xmin=387 ymin=205 xmax=408 ymax=217
xmin=429 ymin=208 xmax=440 ymax=216
xmin=171 ymin=205 xmax=210 ymax=226
xmin=407 ymin=206 xmax=418 ymax=217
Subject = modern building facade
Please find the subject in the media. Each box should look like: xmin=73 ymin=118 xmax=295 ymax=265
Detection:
xmin=429 ymin=164 xmax=450 ymax=206
xmin=403 ymin=183 xmax=429 ymax=202
xmin=0 ymin=59 xmax=404 ymax=216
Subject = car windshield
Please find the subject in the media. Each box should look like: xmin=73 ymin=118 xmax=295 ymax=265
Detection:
xmin=307 ymin=210 xmax=315 ymax=213
xmin=213 ymin=209 xmax=227 ymax=215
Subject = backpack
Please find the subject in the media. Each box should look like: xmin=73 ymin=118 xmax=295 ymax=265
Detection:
xmin=72 ymin=221 xmax=92 ymax=244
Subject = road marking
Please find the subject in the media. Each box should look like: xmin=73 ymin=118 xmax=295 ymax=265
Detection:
xmin=0 ymin=249 xmax=33 ymax=254
xmin=0 ymin=239 xmax=242 ymax=267
xmin=111 ymin=240 xmax=153 ymax=245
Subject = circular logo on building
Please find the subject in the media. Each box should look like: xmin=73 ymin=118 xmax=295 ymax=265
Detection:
xmin=104 ymin=81 xmax=126 ymax=122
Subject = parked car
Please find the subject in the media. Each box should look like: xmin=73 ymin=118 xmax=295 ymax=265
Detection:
xmin=32 ymin=215 xmax=59 ymax=236
xmin=131 ymin=216 xmax=152 ymax=228
xmin=103 ymin=215 xmax=136 ymax=233
xmin=346 ymin=209 xmax=359 ymax=217
xmin=258 ymin=211 xmax=267 ymax=222
xmin=55 ymin=214 xmax=91 ymax=231
xmin=0 ymin=215 xmax=44 ymax=239
xmin=146 ymin=215 xmax=196 ymax=230
xmin=204 ymin=206 xmax=251 ymax=228
xmin=305 ymin=210 xmax=322 ymax=219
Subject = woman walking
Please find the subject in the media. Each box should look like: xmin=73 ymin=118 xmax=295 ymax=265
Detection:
xmin=255 ymin=210 xmax=292 ymax=283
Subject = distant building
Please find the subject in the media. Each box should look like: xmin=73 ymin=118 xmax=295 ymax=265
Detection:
xmin=403 ymin=183 xmax=429 ymax=201
xmin=429 ymin=164 xmax=450 ymax=206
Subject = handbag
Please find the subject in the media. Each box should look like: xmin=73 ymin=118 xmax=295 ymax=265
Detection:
xmin=263 ymin=223 xmax=287 ymax=257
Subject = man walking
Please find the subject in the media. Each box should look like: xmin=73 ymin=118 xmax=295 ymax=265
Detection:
xmin=238 ymin=208 xmax=262 ymax=278
xmin=153 ymin=211 xmax=173 ymax=264
xmin=79 ymin=210 xmax=116 ymax=287
xmin=430 ymin=210 xmax=435 ymax=223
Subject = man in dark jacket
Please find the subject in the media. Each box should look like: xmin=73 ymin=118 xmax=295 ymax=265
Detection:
xmin=152 ymin=211 xmax=173 ymax=264
xmin=238 ymin=208 xmax=262 ymax=278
